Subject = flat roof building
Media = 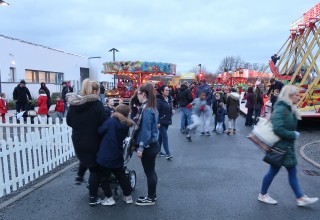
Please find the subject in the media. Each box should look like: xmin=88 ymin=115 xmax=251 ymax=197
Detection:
xmin=0 ymin=34 xmax=113 ymax=100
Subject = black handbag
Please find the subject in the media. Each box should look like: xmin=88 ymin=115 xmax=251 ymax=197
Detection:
xmin=263 ymin=147 xmax=286 ymax=167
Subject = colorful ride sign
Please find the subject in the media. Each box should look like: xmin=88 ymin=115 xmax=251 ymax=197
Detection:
xmin=102 ymin=61 xmax=176 ymax=75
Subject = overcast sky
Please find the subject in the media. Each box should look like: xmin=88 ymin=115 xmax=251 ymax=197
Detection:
xmin=0 ymin=0 xmax=318 ymax=73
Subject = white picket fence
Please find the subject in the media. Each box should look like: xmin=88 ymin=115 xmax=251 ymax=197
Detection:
xmin=0 ymin=116 xmax=74 ymax=198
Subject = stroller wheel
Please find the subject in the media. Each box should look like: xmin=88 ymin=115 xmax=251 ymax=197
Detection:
xmin=129 ymin=170 xmax=136 ymax=190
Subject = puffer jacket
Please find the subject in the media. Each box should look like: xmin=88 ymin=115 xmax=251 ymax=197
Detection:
xmin=226 ymin=92 xmax=240 ymax=119
xmin=272 ymin=101 xmax=298 ymax=167
xmin=97 ymin=112 xmax=134 ymax=169
xmin=37 ymin=94 xmax=48 ymax=115
xmin=66 ymin=93 xmax=107 ymax=168
xmin=156 ymin=93 xmax=173 ymax=125
xmin=212 ymin=91 xmax=226 ymax=115
xmin=13 ymin=85 xmax=32 ymax=104
xmin=177 ymin=84 xmax=193 ymax=107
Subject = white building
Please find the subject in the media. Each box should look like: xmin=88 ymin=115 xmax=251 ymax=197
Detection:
xmin=0 ymin=34 xmax=113 ymax=100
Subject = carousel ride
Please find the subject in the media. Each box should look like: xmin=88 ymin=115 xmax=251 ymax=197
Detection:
xmin=265 ymin=2 xmax=320 ymax=117
xmin=102 ymin=61 xmax=176 ymax=104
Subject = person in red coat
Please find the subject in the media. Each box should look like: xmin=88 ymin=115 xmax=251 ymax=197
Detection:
xmin=0 ymin=93 xmax=8 ymax=123
xmin=37 ymin=89 xmax=48 ymax=121
xmin=54 ymin=95 xmax=64 ymax=123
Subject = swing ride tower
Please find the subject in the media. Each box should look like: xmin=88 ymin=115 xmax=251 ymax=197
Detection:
xmin=268 ymin=2 xmax=320 ymax=118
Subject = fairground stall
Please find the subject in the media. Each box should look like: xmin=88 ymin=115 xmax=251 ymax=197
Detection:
xmin=265 ymin=2 xmax=320 ymax=118
xmin=102 ymin=61 xmax=176 ymax=104
xmin=214 ymin=69 xmax=271 ymax=93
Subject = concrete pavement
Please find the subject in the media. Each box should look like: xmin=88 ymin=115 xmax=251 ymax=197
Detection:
xmin=0 ymin=113 xmax=320 ymax=220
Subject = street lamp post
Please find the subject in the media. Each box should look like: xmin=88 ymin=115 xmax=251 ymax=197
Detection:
xmin=108 ymin=48 xmax=119 ymax=87
xmin=198 ymin=64 xmax=202 ymax=81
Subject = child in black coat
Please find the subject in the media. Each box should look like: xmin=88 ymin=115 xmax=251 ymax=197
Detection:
xmin=216 ymin=102 xmax=227 ymax=134
xmin=97 ymin=104 xmax=135 ymax=206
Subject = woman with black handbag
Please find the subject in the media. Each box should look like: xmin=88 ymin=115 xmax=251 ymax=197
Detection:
xmin=258 ymin=85 xmax=318 ymax=207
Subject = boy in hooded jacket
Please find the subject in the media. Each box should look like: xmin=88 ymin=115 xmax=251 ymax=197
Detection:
xmin=97 ymin=104 xmax=135 ymax=206
xmin=186 ymin=91 xmax=208 ymax=142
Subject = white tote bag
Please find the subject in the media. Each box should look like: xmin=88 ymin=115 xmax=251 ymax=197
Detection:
xmin=251 ymin=117 xmax=280 ymax=148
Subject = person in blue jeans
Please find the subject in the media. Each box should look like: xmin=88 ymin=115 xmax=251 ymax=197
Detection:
xmin=176 ymin=81 xmax=193 ymax=133
xmin=156 ymin=85 xmax=174 ymax=160
xmin=135 ymin=83 xmax=160 ymax=206
xmin=258 ymin=85 xmax=318 ymax=207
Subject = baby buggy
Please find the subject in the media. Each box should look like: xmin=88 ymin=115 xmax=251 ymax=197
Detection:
xmin=109 ymin=136 xmax=137 ymax=199
xmin=89 ymin=137 xmax=137 ymax=199
xmin=16 ymin=103 xmax=38 ymax=123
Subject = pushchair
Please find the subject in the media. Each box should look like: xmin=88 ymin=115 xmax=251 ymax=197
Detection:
xmin=109 ymin=137 xmax=136 ymax=199
xmin=89 ymin=137 xmax=137 ymax=199
xmin=16 ymin=103 xmax=37 ymax=123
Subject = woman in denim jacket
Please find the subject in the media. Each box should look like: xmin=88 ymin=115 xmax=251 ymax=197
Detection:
xmin=135 ymin=83 xmax=160 ymax=206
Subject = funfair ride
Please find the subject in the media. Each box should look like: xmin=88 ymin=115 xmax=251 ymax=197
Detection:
xmin=266 ymin=2 xmax=320 ymax=118
xmin=102 ymin=61 xmax=176 ymax=104
xmin=215 ymin=69 xmax=271 ymax=93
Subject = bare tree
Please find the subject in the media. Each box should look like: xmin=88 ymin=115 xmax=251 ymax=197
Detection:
xmin=216 ymin=56 xmax=244 ymax=73
xmin=204 ymin=73 xmax=215 ymax=83
xmin=189 ymin=65 xmax=209 ymax=74
xmin=241 ymin=62 xmax=252 ymax=70
xmin=216 ymin=56 xmax=267 ymax=73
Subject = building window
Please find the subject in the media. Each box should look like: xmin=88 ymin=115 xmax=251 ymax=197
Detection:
xmin=39 ymin=71 xmax=46 ymax=83
xmin=25 ymin=69 xmax=63 ymax=84
xmin=9 ymin=67 xmax=16 ymax=82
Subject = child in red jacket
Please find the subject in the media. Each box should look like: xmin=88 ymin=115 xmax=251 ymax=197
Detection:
xmin=37 ymin=89 xmax=48 ymax=122
xmin=55 ymin=95 xmax=64 ymax=123
xmin=0 ymin=93 xmax=8 ymax=123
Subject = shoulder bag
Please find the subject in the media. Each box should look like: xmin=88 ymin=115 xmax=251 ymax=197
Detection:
xmin=263 ymin=147 xmax=287 ymax=167
xmin=248 ymin=117 xmax=280 ymax=152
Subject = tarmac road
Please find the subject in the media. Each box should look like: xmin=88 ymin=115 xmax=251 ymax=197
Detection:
xmin=0 ymin=113 xmax=320 ymax=220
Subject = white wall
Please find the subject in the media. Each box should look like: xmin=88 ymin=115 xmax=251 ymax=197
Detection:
xmin=0 ymin=35 xmax=107 ymax=100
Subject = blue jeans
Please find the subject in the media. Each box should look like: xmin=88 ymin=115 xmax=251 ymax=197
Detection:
xmin=99 ymin=94 xmax=106 ymax=105
xmin=63 ymin=102 xmax=68 ymax=116
xmin=214 ymin=115 xmax=226 ymax=131
xmin=180 ymin=107 xmax=192 ymax=130
xmin=158 ymin=124 xmax=170 ymax=155
xmin=261 ymin=165 xmax=303 ymax=198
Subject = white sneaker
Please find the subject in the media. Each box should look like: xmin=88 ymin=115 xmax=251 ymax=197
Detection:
xmin=297 ymin=195 xmax=319 ymax=207
xmin=123 ymin=195 xmax=133 ymax=204
xmin=258 ymin=193 xmax=277 ymax=205
xmin=101 ymin=197 xmax=115 ymax=206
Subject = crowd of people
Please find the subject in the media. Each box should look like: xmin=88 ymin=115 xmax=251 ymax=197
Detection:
xmin=66 ymin=80 xmax=161 ymax=207
xmin=2 ymin=76 xmax=318 ymax=208
xmin=0 ymin=80 xmax=74 ymax=123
